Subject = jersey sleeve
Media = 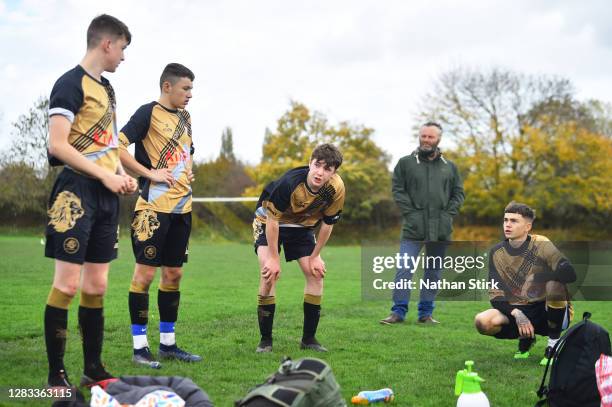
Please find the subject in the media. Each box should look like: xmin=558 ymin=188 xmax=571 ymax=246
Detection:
xmin=322 ymin=178 xmax=345 ymax=225
xmin=119 ymin=103 xmax=154 ymax=149
xmin=48 ymin=73 xmax=83 ymax=123
xmin=532 ymin=238 xmax=577 ymax=284
xmin=262 ymin=179 xmax=293 ymax=221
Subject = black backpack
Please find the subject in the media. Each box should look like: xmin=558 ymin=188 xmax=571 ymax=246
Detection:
xmin=235 ymin=357 xmax=346 ymax=407
xmin=536 ymin=312 xmax=612 ymax=407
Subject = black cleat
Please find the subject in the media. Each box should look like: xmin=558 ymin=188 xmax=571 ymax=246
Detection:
xmin=300 ymin=337 xmax=328 ymax=352
xmin=48 ymin=369 xmax=72 ymax=388
xmin=133 ymin=347 xmax=162 ymax=369
xmin=48 ymin=370 xmax=84 ymax=406
xmin=159 ymin=345 xmax=202 ymax=362
xmin=80 ymin=364 xmax=118 ymax=389
xmin=256 ymin=338 xmax=273 ymax=353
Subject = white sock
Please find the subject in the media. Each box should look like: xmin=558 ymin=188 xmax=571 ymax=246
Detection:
xmin=133 ymin=335 xmax=149 ymax=350
xmin=548 ymin=337 xmax=559 ymax=349
xmin=160 ymin=332 xmax=176 ymax=346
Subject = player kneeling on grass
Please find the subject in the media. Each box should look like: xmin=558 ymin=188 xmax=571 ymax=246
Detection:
xmin=119 ymin=63 xmax=200 ymax=367
xmin=474 ymin=202 xmax=576 ymax=365
xmin=254 ymin=144 xmax=345 ymax=353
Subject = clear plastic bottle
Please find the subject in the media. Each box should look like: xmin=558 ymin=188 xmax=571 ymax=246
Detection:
xmin=351 ymin=388 xmax=394 ymax=404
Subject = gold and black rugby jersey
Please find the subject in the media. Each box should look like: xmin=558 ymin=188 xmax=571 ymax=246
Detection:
xmin=119 ymin=102 xmax=194 ymax=214
xmin=488 ymin=234 xmax=571 ymax=305
xmin=255 ymin=166 xmax=345 ymax=228
xmin=48 ymin=65 xmax=120 ymax=173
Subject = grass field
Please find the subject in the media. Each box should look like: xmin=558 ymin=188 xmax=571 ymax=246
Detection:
xmin=0 ymin=235 xmax=610 ymax=406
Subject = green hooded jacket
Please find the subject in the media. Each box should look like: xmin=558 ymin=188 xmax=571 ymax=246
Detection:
xmin=392 ymin=149 xmax=465 ymax=241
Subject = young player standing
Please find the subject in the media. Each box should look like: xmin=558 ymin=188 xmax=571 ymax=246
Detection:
xmin=119 ymin=63 xmax=201 ymax=367
xmin=44 ymin=14 xmax=136 ymax=389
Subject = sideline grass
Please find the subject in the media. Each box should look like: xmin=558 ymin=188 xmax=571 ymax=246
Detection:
xmin=0 ymin=235 xmax=610 ymax=406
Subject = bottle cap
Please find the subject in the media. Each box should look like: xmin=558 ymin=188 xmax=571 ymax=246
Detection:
xmin=455 ymin=361 xmax=484 ymax=395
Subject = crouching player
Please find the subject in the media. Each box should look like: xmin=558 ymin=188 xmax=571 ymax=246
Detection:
xmin=254 ymin=144 xmax=345 ymax=353
xmin=119 ymin=63 xmax=201 ymax=367
xmin=474 ymin=202 xmax=576 ymax=365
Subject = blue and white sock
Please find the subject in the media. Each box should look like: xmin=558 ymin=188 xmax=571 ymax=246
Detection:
xmin=131 ymin=324 xmax=149 ymax=351
xmin=160 ymin=321 xmax=176 ymax=348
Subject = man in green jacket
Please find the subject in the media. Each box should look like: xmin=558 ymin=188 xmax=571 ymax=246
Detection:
xmin=380 ymin=122 xmax=464 ymax=325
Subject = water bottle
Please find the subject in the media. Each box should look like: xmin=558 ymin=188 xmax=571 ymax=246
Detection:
xmin=351 ymin=388 xmax=394 ymax=404
xmin=455 ymin=361 xmax=489 ymax=407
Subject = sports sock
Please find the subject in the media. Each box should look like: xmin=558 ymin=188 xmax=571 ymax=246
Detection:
xmin=546 ymin=304 xmax=567 ymax=340
xmin=547 ymin=337 xmax=560 ymax=349
xmin=129 ymin=287 xmax=149 ymax=350
xmin=257 ymin=295 xmax=276 ymax=340
xmin=45 ymin=287 xmax=74 ymax=376
xmin=158 ymin=285 xmax=179 ymax=347
xmin=78 ymin=293 xmax=104 ymax=372
xmin=302 ymin=294 xmax=322 ymax=341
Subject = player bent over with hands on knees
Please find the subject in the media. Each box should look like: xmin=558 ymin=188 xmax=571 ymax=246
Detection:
xmin=253 ymin=144 xmax=345 ymax=353
xmin=474 ymin=202 xmax=576 ymax=365
xmin=44 ymin=14 xmax=137 ymax=391
xmin=119 ymin=63 xmax=200 ymax=367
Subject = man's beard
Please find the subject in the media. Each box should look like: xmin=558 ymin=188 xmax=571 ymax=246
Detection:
xmin=418 ymin=141 xmax=440 ymax=157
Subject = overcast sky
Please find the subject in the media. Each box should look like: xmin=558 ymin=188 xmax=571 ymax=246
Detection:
xmin=1 ymin=0 xmax=611 ymax=165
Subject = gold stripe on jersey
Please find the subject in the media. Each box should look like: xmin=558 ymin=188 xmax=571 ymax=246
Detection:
xmin=258 ymin=173 xmax=345 ymax=228
xmin=68 ymin=75 xmax=119 ymax=173
xmin=120 ymin=104 xmax=193 ymax=214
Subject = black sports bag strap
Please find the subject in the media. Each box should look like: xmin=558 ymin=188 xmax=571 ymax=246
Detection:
xmin=536 ymin=312 xmax=592 ymax=398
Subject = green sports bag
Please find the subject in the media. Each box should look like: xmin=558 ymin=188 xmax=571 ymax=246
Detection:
xmin=235 ymin=357 xmax=346 ymax=407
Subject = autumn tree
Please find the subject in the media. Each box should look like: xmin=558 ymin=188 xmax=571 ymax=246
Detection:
xmin=416 ymin=67 xmax=612 ymax=227
xmin=246 ymin=101 xmax=391 ymax=222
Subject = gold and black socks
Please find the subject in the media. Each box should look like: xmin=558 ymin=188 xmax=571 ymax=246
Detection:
xmin=257 ymin=295 xmax=276 ymax=340
xmin=44 ymin=287 xmax=74 ymax=376
xmin=78 ymin=292 xmax=104 ymax=373
xmin=302 ymin=294 xmax=322 ymax=342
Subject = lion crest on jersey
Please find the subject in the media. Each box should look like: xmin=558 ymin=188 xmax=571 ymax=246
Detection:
xmin=132 ymin=209 xmax=160 ymax=242
xmin=48 ymin=191 xmax=85 ymax=232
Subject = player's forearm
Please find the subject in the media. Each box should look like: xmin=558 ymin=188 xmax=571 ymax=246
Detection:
xmin=116 ymin=160 xmax=126 ymax=176
xmin=311 ymin=224 xmax=333 ymax=258
xmin=532 ymin=259 xmax=576 ymax=284
xmin=119 ymin=149 xmax=152 ymax=179
xmin=265 ymin=219 xmax=280 ymax=258
xmin=49 ymin=138 xmax=112 ymax=181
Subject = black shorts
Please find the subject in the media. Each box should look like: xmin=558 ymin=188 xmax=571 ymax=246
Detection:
xmin=252 ymin=219 xmax=316 ymax=262
xmin=131 ymin=210 xmax=191 ymax=267
xmin=45 ymin=168 xmax=119 ymax=264
xmin=494 ymin=302 xmax=573 ymax=340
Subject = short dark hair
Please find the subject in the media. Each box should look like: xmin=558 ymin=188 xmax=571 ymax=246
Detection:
xmin=422 ymin=121 xmax=443 ymax=136
xmin=159 ymin=63 xmax=195 ymax=90
xmin=310 ymin=144 xmax=343 ymax=170
xmin=87 ymin=14 xmax=131 ymax=49
xmin=505 ymin=201 xmax=536 ymax=222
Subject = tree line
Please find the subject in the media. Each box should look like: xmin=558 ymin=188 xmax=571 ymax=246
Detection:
xmin=1 ymin=67 xmax=610 ymax=239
